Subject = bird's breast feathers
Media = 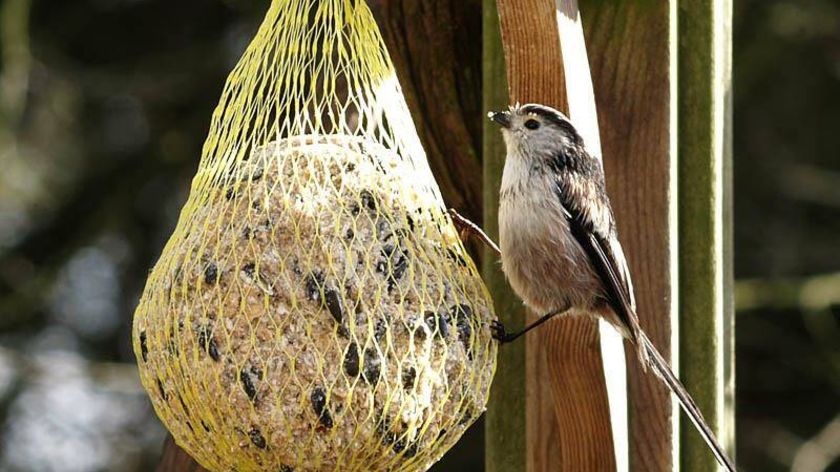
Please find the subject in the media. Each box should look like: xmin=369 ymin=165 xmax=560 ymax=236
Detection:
xmin=498 ymin=172 xmax=602 ymax=313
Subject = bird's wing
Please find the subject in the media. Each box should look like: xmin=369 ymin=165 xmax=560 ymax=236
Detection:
xmin=554 ymin=175 xmax=643 ymax=344
xmin=554 ymin=164 xmax=739 ymax=472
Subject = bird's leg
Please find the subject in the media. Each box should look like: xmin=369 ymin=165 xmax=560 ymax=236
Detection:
xmin=448 ymin=208 xmax=501 ymax=256
xmin=448 ymin=208 xmax=566 ymax=343
xmin=490 ymin=302 xmax=571 ymax=344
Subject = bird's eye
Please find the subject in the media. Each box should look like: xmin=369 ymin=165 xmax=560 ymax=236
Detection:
xmin=524 ymin=119 xmax=540 ymax=130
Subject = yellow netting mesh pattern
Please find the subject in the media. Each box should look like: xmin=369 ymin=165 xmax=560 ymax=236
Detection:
xmin=131 ymin=1 xmax=497 ymax=471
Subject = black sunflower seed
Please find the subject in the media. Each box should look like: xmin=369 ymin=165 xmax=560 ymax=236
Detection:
xmin=403 ymin=441 xmax=419 ymax=458
xmin=207 ymin=338 xmax=220 ymax=361
xmin=305 ymin=272 xmax=325 ymax=301
xmin=204 ymin=263 xmax=219 ymax=285
xmin=402 ymin=367 xmax=417 ymax=390
xmin=360 ymin=190 xmax=377 ymax=211
xmin=393 ymin=438 xmax=418 ymax=459
xmin=156 ymin=378 xmax=168 ymax=401
xmin=362 ymin=348 xmax=381 ymax=385
xmin=390 ymin=255 xmax=408 ymax=287
xmin=324 ymin=288 xmax=344 ymax=324
xmin=377 ymin=417 xmax=396 ymax=445
xmin=240 ymin=365 xmax=262 ymax=402
xmin=393 ymin=437 xmax=407 ymax=454
xmin=139 ymin=330 xmax=148 ymax=362
xmin=248 ymin=427 xmax=267 ymax=449
xmin=178 ymin=394 xmax=190 ymax=416
xmin=344 ymin=343 xmax=360 ymax=377
xmin=459 ymin=407 xmax=473 ymax=426
xmin=197 ymin=325 xmax=220 ymax=362
xmin=373 ymin=318 xmax=388 ymax=341
xmin=446 ymin=248 xmax=468 ymax=267
xmin=319 ymin=410 xmax=334 ymax=430
xmin=310 ymin=387 xmax=333 ymax=430
xmin=452 ymin=304 xmax=474 ymax=357
xmin=424 ymin=311 xmax=450 ymax=339
xmin=197 ymin=325 xmax=209 ymax=349
xmin=311 ymin=388 xmax=326 ymax=413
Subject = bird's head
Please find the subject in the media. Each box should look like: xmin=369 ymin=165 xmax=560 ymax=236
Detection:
xmin=488 ymin=103 xmax=584 ymax=167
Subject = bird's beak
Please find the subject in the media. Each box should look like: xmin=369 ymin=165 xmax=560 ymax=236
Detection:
xmin=488 ymin=111 xmax=512 ymax=129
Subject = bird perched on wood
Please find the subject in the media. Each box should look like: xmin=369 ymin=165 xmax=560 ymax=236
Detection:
xmin=451 ymin=103 xmax=737 ymax=472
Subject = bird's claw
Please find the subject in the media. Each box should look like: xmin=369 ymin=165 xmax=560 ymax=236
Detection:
xmin=490 ymin=320 xmax=512 ymax=343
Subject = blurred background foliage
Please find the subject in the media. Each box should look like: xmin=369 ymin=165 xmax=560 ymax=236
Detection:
xmin=0 ymin=0 xmax=836 ymax=471
xmin=733 ymin=1 xmax=840 ymax=471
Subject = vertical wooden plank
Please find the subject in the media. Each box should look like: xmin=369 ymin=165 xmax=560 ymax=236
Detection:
xmin=578 ymin=2 xmax=678 ymax=471
xmin=678 ymin=0 xmax=735 ymax=470
xmin=553 ymin=5 xmax=630 ymax=472
xmin=482 ymin=2 xmax=527 ymax=471
xmin=372 ymin=0 xmax=484 ymax=221
xmin=492 ymin=1 xmax=616 ymax=471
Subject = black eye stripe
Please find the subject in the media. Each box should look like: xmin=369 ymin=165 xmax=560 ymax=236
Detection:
xmin=524 ymin=119 xmax=540 ymax=130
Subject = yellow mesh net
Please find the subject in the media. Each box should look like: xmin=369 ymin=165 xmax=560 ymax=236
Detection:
xmin=131 ymin=1 xmax=497 ymax=470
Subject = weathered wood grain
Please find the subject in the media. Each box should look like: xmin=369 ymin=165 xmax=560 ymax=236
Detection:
xmin=493 ymin=1 xmax=617 ymax=471
xmin=578 ymin=1 xmax=678 ymax=471
xmin=490 ymin=1 xmax=682 ymax=471
xmin=372 ymin=0 xmax=484 ymax=222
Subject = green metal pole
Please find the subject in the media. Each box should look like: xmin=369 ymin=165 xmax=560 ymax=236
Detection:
xmin=678 ymin=0 xmax=735 ymax=470
xmin=483 ymin=1 xmax=526 ymax=471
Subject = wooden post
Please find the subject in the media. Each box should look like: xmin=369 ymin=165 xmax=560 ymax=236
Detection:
xmin=486 ymin=1 xmax=680 ymax=471
xmin=488 ymin=1 xmax=617 ymax=471
xmin=578 ymin=1 xmax=678 ymax=470
xmin=678 ymin=0 xmax=735 ymax=470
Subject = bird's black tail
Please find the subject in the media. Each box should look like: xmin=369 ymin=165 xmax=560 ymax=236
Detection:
xmin=639 ymin=332 xmax=737 ymax=472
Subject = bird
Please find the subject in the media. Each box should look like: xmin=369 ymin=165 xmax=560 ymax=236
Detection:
xmin=468 ymin=102 xmax=736 ymax=471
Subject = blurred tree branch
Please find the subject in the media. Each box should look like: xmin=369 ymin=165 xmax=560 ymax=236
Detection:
xmin=791 ymin=413 xmax=840 ymax=472
xmin=742 ymin=414 xmax=840 ymax=472
xmin=736 ymin=272 xmax=840 ymax=311
xmin=0 ymin=157 xmax=178 ymax=330
xmin=737 ymin=274 xmax=840 ymax=376
xmin=0 ymin=8 xmax=235 ymax=329
xmin=780 ymin=163 xmax=840 ymax=208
